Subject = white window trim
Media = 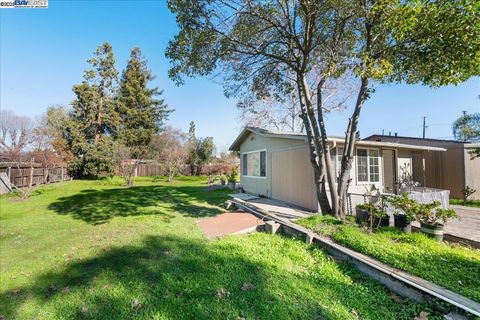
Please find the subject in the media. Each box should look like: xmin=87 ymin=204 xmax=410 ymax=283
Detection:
xmin=336 ymin=147 xmax=344 ymax=179
xmin=356 ymin=147 xmax=381 ymax=185
xmin=241 ymin=149 xmax=267 ymax=179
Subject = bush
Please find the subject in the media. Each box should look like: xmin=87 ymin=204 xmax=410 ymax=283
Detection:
xmin=226 ymin=167 xmax=239 ymax=183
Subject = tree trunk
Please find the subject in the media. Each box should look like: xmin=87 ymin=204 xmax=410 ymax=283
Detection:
xmin=337 ymin=77 xmax=369 ymax=219
xmin=94 ymin=96 xmax=103 ymax=145
xmin=316 ymin=81 xmax=341 ymax=218
xmin=296 ymin=76 xmax=331 ymax=214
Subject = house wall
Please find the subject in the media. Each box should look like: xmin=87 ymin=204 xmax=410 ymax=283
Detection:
xmin=239 ymin=133 xmax=422 ymax=212
xmin=271 ymin=148 xmax=318 ymax=210
xmin=412 ymin=148 xmax=465 ymax=198
xmin=239 ymin=132 xmax=308 ymax=198
xmin=365 ymin=135 xmax=474 ymax=199
xmin=464 ymin=149 xmax=480 ymax=200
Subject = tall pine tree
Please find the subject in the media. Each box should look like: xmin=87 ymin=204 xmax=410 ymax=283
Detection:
xmin=67 ymin=43 xmax=119 ymax=178
xmin=116 ymin=47 xmax=171 ymax=158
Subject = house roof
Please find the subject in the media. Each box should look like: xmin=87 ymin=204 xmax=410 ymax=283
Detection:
xmin=229 ymin=127 xmax=446 ymax=152
xmin=365 ymin=134 xmax=464 ymax=144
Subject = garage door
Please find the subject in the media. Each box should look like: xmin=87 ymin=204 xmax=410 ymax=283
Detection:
xmin=271 ymin=148 xmax=318 ymax=211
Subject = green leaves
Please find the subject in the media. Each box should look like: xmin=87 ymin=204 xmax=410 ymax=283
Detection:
xmin=116 ymin=47 xmax=171 ymax=157
xmin=67 ymin=44 xmax=171 ymax=178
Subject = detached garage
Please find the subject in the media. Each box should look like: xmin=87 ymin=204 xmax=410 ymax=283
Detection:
xmin=229 ymin=127 xmax=446 ymax=213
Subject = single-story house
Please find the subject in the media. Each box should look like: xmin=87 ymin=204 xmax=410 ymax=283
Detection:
xmin=229 ymin=127 xmax=447 ymax=212
xmin=365 ymin=135 xmax=480 ymax=200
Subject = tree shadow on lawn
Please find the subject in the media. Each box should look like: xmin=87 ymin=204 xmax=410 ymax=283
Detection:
xmin=0 ymin=234 xmax=361 ymax=320
xmin=48 ymin=185 xmax=230 ymax=225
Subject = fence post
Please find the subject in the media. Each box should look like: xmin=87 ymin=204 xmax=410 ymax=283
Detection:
xmin=61 ymin=166 xmax=64 ymax=181
xmin=29 ymin=160 xmax=34 ymax=189
xmin=7 ymin=167 xmax=11 ymax=180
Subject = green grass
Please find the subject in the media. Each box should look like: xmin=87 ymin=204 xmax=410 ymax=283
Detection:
xmin=449 ymin=198 xmax=480 ymax=208
xmin=1 ymin=177 xmax=437 ymax=319
xmin=297 ymin=215 xmax=480 ymax=302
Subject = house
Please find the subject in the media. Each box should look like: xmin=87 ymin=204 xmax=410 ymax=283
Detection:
xmin=229 ymin=127 xmax=447 ymax=212
xmin=364 ymin=135 xmax=480 ymax=200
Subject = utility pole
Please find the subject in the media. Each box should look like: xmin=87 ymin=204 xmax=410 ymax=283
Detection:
xmin=422 ymin=116 xmax=427 ymax=139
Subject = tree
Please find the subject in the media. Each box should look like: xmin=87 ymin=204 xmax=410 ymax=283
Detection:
xmin=67 ymin=43 xmax=119 ymax=178
xmin=0 ymin=110 xmax=34 ymax=160
xmin=150 ymin=127 xmax=187 ymax=181
xmin=116 ymin=48 xmax=171 ymax=156
xmin=114 ymin=143 xmax=137 ymax=187
xmin=42 ymin=105 xmax=72 ymax=162
xmin=32 ymin=105 xmax=72 ymax=176
xmin=452 ymin=112 xmax=480 ymax=142
xmin=166 ymin=0 xmax=480 ymax=219
xmin=470 ymin=148 xmax=480 ymax=159
xmin=186 ymin=121 xmax=200 ymax=175
xmin=115 ymin=47 xmax=171 ymax=185
xmin=196 ymin=136 xmax=215 ymax=175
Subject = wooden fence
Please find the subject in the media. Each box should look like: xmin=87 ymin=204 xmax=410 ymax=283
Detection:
xmin=0 ymin=162 xmax=71 ymax=189
xmin=115 ymin=162 xmax=239 ymax=177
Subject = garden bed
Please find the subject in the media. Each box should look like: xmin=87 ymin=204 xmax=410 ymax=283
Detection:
xmin=297 ymin=215 xmax=480 ymax=303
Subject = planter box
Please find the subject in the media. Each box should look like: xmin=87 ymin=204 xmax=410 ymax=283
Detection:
xmin=420 ymin=222 xmax=444 ymax=242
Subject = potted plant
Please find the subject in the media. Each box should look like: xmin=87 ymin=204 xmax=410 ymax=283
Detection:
xmin=356 ymin=186 xmax=389 ymax=230
xmin=412 ymin=201 xmax=458 ymax=242
xmin=355 ymin=203 xmax=389 ymax=229
xmin=219 ymin=175 xmax=226 ymax=186
xmin=386 ymin=193 xmax=416 ymax=233
xmin=226 ymin=167 xmax=239 ymax=189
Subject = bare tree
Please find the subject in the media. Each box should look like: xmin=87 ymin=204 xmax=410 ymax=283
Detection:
xmin=150 ymin=127 xmax=187 ymax=182
xmin=238 ymin=73 xmax=356 ymax=132
xmin=0 ymin=110 xmax=34 ymax=160
xmin=115 ymin=144 xmax=137 ymax=187
xmin=238 ymin=91 xmax=303 ymax=132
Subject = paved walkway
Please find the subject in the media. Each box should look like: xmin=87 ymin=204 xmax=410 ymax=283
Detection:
xmin=197 ymin=211 xmax=265 ymax=239
xmin=445 ymin=205 xmax=480 ymax=242
xmin=412 ymin=205 xmax=480 ymax=243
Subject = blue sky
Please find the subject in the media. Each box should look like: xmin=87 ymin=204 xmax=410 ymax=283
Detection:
xmin=1 ymin=0 xmax=479 ymax=151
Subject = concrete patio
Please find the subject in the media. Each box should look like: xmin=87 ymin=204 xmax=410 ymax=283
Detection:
xmin=229 ymin=193 xmax=312 ymax=221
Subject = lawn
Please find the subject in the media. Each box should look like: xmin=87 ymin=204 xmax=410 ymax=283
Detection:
xmin=1 ymin=177 xmax=437 ymax=319
xmin=297 ymin=215 xmax=480 ymax=303
xmin=449 ymin=198 xmax=480 ymax=208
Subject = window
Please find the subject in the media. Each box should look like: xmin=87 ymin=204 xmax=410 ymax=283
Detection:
xmin=356 ymin=148 xmax=380 ymax=183
xmin=242 ymin=154 xmax=248 ymax=176
xmin=242 ymin=150 xmax=266 ymax=177
xmin=336 ymin=147 xmax=344 ymax=178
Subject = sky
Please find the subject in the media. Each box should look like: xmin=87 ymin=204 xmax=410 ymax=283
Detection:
xmin=1 ymin=0 xmax=479 ymax=152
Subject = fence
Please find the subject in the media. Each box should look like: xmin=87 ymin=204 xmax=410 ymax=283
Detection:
xmin=346 ymin=187 xmax=450 ymax=216
xmin=0 ymin=162 xmax=71 ymax=190
xmin=115 ymin=162 xmax=239 ymax=177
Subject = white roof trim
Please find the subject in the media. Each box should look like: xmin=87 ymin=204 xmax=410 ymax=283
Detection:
xmin=229 ymin=127 xmax=446 ymax=152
